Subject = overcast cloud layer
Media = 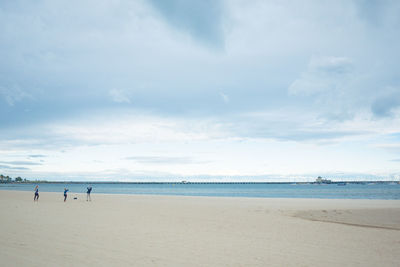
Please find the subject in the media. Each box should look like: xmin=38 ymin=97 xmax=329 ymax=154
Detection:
xmin=1 ymin=0 xmax=399 ymax=181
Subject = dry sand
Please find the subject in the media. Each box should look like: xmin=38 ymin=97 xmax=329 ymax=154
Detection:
xmin=0 ymin=190 xmax=399 ymax=267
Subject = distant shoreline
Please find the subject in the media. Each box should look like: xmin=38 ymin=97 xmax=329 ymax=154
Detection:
xmin=1 ymin=180 xmax=399 ymax=185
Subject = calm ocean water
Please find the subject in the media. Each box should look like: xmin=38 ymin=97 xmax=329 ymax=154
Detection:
xmin=1 ymin=182 xmax=400 ymax=199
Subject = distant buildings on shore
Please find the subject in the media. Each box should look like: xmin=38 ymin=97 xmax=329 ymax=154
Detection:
xmin=315 ymin=176 xmax=332 ymax=184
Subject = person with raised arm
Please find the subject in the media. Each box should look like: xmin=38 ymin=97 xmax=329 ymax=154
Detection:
xmin=34 ymin=185 xmax=39 ymax=201
xmin=86 ymin=186 xmax=92 ymax=201
xmin=63 ymin=188 xmax=69 ymax=202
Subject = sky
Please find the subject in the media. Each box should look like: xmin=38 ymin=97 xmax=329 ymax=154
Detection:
xmin=0 ymin=0 xmax=400 ymax=182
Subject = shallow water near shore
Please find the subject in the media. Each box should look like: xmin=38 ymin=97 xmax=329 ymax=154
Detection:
xmin=1 ymin=182 xmax=399 ymax=199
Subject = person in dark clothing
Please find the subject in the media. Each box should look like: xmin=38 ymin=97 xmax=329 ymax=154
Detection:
xmin=63 ymin=188 xmax=69 ymax=202
xmin=34 ymin=185 xmax=39 ymax=201
xmin=86 ymin=186 xmax=92 ymax=201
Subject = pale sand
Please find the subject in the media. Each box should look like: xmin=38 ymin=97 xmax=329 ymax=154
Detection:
xmin=1 ymin=190 xmax=399 ymax=267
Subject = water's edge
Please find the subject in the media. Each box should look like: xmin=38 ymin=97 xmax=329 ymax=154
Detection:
xmin=1 ymin=182 xmax=399 ymax=200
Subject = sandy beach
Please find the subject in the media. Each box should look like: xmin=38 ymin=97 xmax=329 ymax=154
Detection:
xmin=0 ymin=190 xmax=399 ymax=267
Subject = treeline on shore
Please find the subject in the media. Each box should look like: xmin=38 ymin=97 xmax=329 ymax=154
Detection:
xmin=0 ymin=174 xmax=47 ymax=183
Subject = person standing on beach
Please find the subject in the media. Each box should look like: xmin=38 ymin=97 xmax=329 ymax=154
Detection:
xmin=86 ymin=186 xmax=92 ymax=201
xmin=34 ymin=185 xmax=39 ymax=201
xmin=63 ymin=188 xmax=69 ymax=202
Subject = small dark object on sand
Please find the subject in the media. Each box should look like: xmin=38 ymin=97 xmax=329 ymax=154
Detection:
xmin=73 ymin=197 xmax=77 ymax=200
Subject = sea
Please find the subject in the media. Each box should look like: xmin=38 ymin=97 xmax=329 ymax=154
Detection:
xmin=1 ymin=182 xmax=400 ymax=199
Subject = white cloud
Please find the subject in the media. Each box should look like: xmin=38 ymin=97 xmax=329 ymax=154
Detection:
xmin=0 ymin=85 xmax=32 ymax=106
xmin=309 ymin=56 xmax=353 ymax=74
xmin=109 ymin=88 xmax=131 ymax=103
xmin=219 ymin=92 xmax=229 ymax=103
xmin=371 ymin=87 xmax=400 ymax=117
xmin=374 ymin=144 xmax=400 ymax=153
xmin=288 ymin=56 xmax=353 ymax=96
xmin=46 ymin=112 xmax=226 ymax=146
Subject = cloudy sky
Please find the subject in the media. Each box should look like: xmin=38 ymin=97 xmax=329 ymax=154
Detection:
xmin=1 ymin=0 xmax=399 ymax=181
